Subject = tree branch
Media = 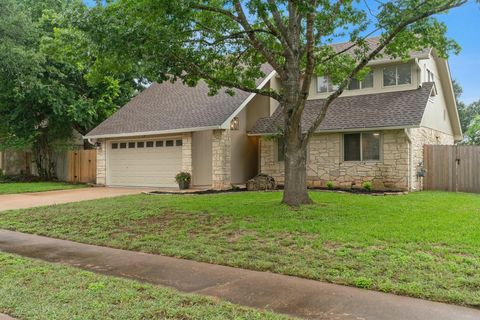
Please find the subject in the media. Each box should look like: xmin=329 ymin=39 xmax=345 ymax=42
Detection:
xmin=266 ymin=0 xmax=294 ymax=50
xmin=183 ymin=61 xmax=282 ymax=100
xmin=233 ymin=1 xmax=285 ymax=77
xmin=303 ymin=0 xmax=467 ymax=146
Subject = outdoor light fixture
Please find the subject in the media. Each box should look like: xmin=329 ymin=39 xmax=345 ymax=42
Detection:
xmin=230 ymin=117 xmax=239 ymax=130
xmin=372 ymin=133 xmax=380 ymax=136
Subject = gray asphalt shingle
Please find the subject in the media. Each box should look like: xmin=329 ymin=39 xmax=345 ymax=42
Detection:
xmin=250 ymin=83 xmax=435 ymax=134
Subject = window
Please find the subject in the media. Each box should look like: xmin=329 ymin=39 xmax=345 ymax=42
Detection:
xmin=277 ymin=137 xmax=285 ymax=162
xmin=120 ymin=142 xmax=127 ymax=149
xmin=383 ymin=64 xmax=411 ymax=86
xmin=343 ymin=133 xmax=381 ymax=161
xmin=156 ymin=141 xmax=163 ymax=147
xmin=317 ymin=76 xmax=339 ymax=93
xmin=137 ymin=141 xmax=145 ymax=148
xmin=146 ymin=141 xmax=154 ymax=148
xmin=128 ymin=142 xmax=135 ymax=148
xmin=348 ymin=71 xmax=374 ymax=90
xmin=176 ymin=139 xmax=183 ymax=146
xmin=166 ymin=140 xmax=174 ymax=147
xmin=112 ymin=143 xmax=118 ymax=149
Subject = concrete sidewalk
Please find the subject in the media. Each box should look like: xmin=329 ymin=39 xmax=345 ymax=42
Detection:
xmin=0 ymin=230 xmax=479 ymax=320
xmin=0 ymin=314 xmax=14 ymax=320
xmin=0 ymin=187 xmax=153 ymax=212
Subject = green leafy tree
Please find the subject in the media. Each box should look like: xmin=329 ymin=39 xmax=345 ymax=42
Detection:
xmin=0 ymin=0 xmax=137 ymax=179
xmin=453 ymin=80 xmax=480 ymax=144
xmin=465 ymin=115 xmax=480 ymax=145
xmin=93 ymin=0 xmax=467 ymax=205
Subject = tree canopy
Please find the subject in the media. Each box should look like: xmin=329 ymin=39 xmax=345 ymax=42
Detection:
xmin=454 ymin=80 xmax=480 ymax=144
xmin=0 ymin=0 xmax=138 ymax=178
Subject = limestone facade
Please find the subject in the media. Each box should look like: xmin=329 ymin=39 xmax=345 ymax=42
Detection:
xmin=259 ymin=128 xmax=454 ymax=191
xmin=96 ymin=139 xmax=107 ymax=185
xmin=212 ymin=129 xmax=232 ymax=189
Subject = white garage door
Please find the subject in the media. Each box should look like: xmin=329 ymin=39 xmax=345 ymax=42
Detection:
xmin=108 ymin=138 xmax=182 ymax=187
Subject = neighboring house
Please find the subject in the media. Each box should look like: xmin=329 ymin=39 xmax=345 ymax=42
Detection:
xmin=85 ymin=39 xmax=462 ymax=191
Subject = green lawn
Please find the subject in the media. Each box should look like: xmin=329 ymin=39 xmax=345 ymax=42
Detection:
xmin=0 ymin=182 xmax=86 ymax=194
xmin=0 ymin=253 xmax=285 ymax=320
xmin=1 ymin=191 xmax=480 ymax=306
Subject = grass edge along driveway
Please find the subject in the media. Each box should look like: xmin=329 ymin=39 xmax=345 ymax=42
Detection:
xmin=1 ymin=191 xmax=480 ymax=307
xmin=0 ymin=181 xmax=86 ymax=195
xmin=0 ymin=253 xmax=287 ymax=320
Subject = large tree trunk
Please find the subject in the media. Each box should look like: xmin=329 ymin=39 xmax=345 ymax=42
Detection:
xmin=281 ymin=79 xmax=313 ymax=206
xmin=32 ymin=132 xmax=56 ymax=180
xmin=282 ymin=132 xmax=312 ymax=206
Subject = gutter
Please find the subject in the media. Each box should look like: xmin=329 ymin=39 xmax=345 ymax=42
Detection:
xmin=84 ymin=125 xmax=220 ymax=140
xmin=248 ymin=125 xmax=419 ymax=136
xmin=404 ymin=128 xmax=413 ymax=191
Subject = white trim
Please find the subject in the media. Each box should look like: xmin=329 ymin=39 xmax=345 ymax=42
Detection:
xmin=248 ymin=125 xmax=418 ymax=136
xmin=85 ymin=126 xmax=218 ymax=140
xmin=367 ymin=52 xmax=430 ymax=66
xmin=220 ymin=70 xmax=277 ymax=129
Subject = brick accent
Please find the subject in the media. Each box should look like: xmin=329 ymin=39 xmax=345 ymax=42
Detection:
xmin=212 ymin=129 xmax=231 ymax=189
xmin=181 ymin=132 xmax=193 ymax=173
xmin=96 ymin=139 xmax=107 ymax=185
xmin=408 ymin=127 xmax=454 ymax=190
xmin=260 ymin=130 xmax=411 ymax=191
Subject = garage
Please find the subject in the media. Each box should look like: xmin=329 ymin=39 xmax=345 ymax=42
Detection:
xmin=107 ymin=138 xmax=183 ymax=187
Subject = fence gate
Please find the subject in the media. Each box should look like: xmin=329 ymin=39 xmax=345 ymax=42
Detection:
xmin=424 ymin=145 xmax=480 ymax=193
xmin=67 ymin=149 xmax=97 ymax=184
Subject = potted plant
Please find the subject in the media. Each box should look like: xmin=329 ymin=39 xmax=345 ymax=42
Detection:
xmin=175 ymin=172 xmax=191 ymax=190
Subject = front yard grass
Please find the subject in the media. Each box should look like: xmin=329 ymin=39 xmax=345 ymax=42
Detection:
xmin=0 ymin=181 xmax=86 ymax=194
xmin=0 ymin=253 xmax=285 ymax=320
xmin=1 ymin=191 xmax=480 ymax=306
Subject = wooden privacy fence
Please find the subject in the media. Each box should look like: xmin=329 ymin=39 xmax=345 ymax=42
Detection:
xmin=424 ymin=145 xmax=480 ymax=193
xmin=66 ymin=149 xmax=97 ymax=184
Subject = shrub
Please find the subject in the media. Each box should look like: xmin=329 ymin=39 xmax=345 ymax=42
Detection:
xmin=326 ymin=181 xmax=334 ymax=189
xmin=175 ymin=172 xmax=191 ymax=184
xmin=362 ymin=181 xmax=372 ymax=191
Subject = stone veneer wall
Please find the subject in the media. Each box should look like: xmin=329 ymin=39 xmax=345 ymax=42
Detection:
xmin=181 ymin=133 xmax=193 ymax=174
xmin=260 ymin=130 xmax=411 ymax=191
xmin=96 ymin=139 xmax=107 ymax=185
xmin=408 ymin=127 xmax=454 ymax=191
xmin=212 ymin=129 xmax=231 ymax=189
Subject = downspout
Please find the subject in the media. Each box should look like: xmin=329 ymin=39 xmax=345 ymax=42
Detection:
xmin=404 ymin=128 xmax=413 ymax=191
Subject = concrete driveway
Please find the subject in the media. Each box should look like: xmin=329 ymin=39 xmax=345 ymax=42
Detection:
xmin=0 ymin=187 xmax=153 ymax=212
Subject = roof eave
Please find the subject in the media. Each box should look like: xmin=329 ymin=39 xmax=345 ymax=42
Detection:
xmin=220 ymin=70 xmax=277 ymax=129
xmin=248 ymin=125 xmax=420 ymax=136
xmin=84 ymin=125 xmax=221 ymax=140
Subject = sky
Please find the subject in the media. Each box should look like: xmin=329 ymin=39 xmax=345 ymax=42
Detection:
xmin=438 ymin=1 xmax=480 ymax=104
xmin=84 ymin=0 xmax=479 ymax=104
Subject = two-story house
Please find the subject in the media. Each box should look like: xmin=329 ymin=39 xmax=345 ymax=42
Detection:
xmin=85 ymin=38 xmax=462 ymax=191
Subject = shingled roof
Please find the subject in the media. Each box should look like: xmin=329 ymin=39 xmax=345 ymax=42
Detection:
xmin=250 ymin=83 xmax=435 ymax=135
xmin=85 ymin=38 xmax=432 ymax=139
xmin=85 ymin=66 xmax=274 ymax=138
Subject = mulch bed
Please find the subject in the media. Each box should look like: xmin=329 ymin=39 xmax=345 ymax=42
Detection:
xmin=146 ymin=186 xmax=406 ymax=196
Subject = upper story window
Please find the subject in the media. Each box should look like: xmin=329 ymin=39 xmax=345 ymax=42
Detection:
xmin=348 ymin=71 xmax=374 ymax=90
xmin=343 ymin=132 xmax=381 ymax=162
xmin=317 ymin=76 xmax=338 ymax=93
xmin=383 ymin=64 xmax=411 ymax=87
